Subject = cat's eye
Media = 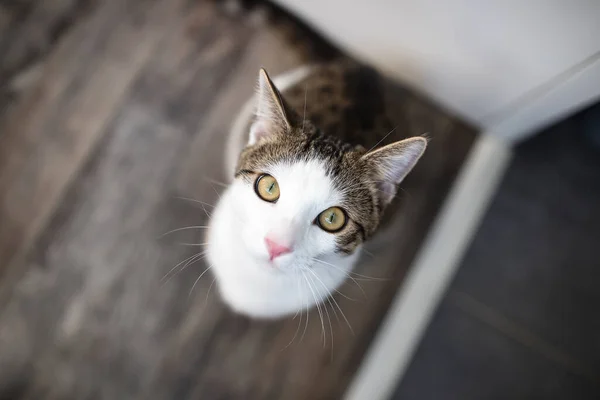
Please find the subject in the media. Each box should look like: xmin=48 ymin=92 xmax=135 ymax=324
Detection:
xmin=255 ymin=174 xmax=280 ymax=202
xmin=316 ymin=206 xmax=347 ymax=233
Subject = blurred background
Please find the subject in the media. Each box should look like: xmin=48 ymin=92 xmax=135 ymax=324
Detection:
xmin=0 ymin=0 xmax=599 ymax=399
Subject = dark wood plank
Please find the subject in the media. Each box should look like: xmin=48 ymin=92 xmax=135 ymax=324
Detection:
xmin=0 ymin=0 xmax=92 ymax=76
xmin=0 ymin=0 xmax=94 ymax=118
xmin=0 ymin=2 xmax=477 ymax=399
xmin=0 ymin=0 xmax=182 ymax=280
xmin=0 ymin=1 xmax=255 ymax=398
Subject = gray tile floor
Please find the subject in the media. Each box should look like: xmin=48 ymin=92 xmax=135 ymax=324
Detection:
xmin=394 ymin=103 xmax=600 ymax=400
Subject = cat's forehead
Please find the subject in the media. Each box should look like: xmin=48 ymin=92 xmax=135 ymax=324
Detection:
xmin=269 ymin=159 xmax=342 ymax=207
xmin=238 ymin=130 xmax=359 ymax=176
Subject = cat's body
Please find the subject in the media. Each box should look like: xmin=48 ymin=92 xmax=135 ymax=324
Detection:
xmin=207 ymin=60 xmax=427 ymax=318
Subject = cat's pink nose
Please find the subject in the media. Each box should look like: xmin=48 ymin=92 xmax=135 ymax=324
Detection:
xmin=265 ymin=237 xmax=292 ymax=260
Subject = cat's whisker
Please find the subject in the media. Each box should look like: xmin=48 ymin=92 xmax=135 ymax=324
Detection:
xmin=305 ymin=270 xmax=342 ymax=316
xmin=306 ymin=268 xmax=355 ymax=336
xmin=306 ymin=272 xmax=339 ymax=360
xmin=206 ymin=276 xmax=216 ymax=305
xmin=312 ymin=257 xmax=387 ymax=281
xmin=300 ymin=303 xmax=310 ymax=343
xmin=174 ymin=253 xmax=207 ymax=280
xmin=301 ymin=271 xmax=326 ymax=347
xmin=188 ymin=264 xmax=212 ymax=298
xmin=203 ymin=176 xmax=229 ymax=188
xmin=159 ymin=226 xmax=209 ymax=238
xmin=330 ymin=286 xmax=356 ymax=302
xmin=311 ymin=258 xmax=368 ymax=300
xmin=161 ymin=252 xmax=200 ymax=282
xmin=289 ymin=273 xmax=302 ymax=321
xmin=327 ymin=297 xmax=341 ymax=324
xmin=161 ymin=251 xmax=206 ymax=285
xmin=313 ymin=278 xmax=335 ymax=360
xmin=305 ymin=271 xmax=333 ymax=351
xmin=282 ymin=272 xmax=305 ymax=351
xmin=209 ymin=182 xmax=223 ymax=200
xmin=177 ymin=242 xmax=208 ymax=247
xmin=304 ymin=264 xmax=356 ymax=301
xmin=366 ymin=125 xmax=398 ymax=153
xmin=174 ymin=196 xmax=216 ymax=208
xmin=174 ymin=196 xmax=214 ymax=219
xmin=299 ymin=279 xmax=311 ymax=343
xmin=324 ymin=297 xmax=339 ymax=361
xmin=291 ymin=309 xmax=300 ymax=320
xmin=282 ymin=312 xmax=303 ymax=350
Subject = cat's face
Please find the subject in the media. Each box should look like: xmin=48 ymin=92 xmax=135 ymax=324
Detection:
xmin=232 ymin=132 xmax=373 ymax=271
xmin=228 ymin=158 xmax=352 ymax=271
xmin=206 ymin=68 xmax=426 ymax=318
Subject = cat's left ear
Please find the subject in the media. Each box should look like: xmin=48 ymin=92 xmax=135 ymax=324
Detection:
xmin=248 ymin=68 xmax=296 ymax=145
xmin=361 ymin=137 xmax=428 ymax=206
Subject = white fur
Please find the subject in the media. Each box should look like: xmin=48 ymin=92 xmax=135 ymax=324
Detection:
xmin=207 ymin=159 xmax=361 ymax=318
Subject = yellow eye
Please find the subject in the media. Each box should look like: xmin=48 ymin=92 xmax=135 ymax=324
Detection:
xmin=255 ymin=174 xmax=280 ymax=202
xmin=317 ymin=206 xmax=347 ymax=232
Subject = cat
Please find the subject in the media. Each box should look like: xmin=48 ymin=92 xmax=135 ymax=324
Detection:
xmin=206 ymin=60 xmax=427 ymax=319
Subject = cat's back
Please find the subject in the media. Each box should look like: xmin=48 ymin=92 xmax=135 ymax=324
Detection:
xmin=281 ymin=60 xmax=400 ymax=150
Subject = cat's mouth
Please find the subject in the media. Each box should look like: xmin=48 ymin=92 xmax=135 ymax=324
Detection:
xmin=245 ymin=244 xmax=300 ymax=272
xmin=256 ymin=253 xmax=295 ymax=271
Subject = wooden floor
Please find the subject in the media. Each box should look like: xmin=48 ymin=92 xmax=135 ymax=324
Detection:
xmin=0 ymin=1 xmax=477 ymax=399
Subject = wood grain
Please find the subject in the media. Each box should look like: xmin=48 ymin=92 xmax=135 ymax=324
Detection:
xmin=0 ymin=0 xmax=181 ymax=278
xmin=0 ymin=1 xmax=477 ymax=399
xmin=0 ymin=0 xmax=94 ymax=118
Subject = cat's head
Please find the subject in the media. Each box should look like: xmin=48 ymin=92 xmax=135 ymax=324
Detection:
xmin=230 ymin=69 xmax=426 ymax=269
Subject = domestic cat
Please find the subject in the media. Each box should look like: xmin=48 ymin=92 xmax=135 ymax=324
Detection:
xmin=206 ymin=61 xmax=427 ymax=318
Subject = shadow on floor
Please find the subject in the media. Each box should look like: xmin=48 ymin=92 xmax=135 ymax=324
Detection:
xmin=394 ymin=102 xmax=600 ymax=400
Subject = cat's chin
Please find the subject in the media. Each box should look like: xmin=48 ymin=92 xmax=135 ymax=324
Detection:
xmin=208 ymin=242 xmax=357 ymax=319
xmin=209 ymin=246 xmax=327 ymax=319
xmin=209 ymin=245 xmax=359 ymax=318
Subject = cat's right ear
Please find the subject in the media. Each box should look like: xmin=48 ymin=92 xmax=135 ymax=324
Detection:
xmin=248 ymin=68 xmax=294 ymax=145
xmin=361 ymin=137 xmax=428 ymax=206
